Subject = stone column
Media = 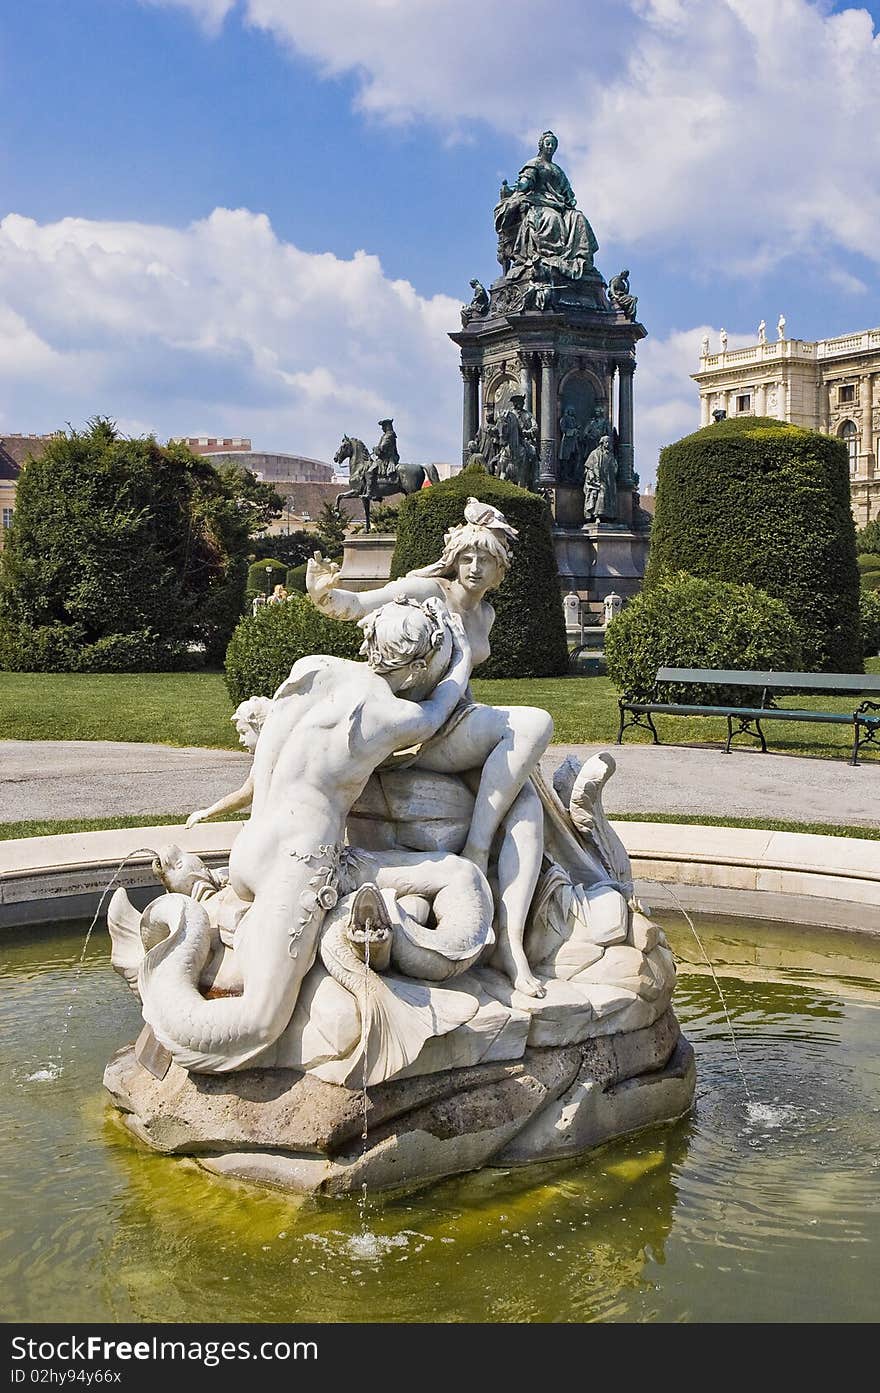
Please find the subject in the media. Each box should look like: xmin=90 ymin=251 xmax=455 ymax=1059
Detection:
xmin=755 ymin=381 xmax=766 ymax=416
xmin=617 ymin=361 xmax=635 ymax=485
xmin=519 ymin=352 xmax=535 ymax=416
xmin=861 ymin=372 xmax=874 ymax=476
xmin=700 ymin=394 xmax=711 ymax=428
xmin=460 ymin=366 xmax=479 ymax=468
xmin=539 ymin=351 xmax=558 ymax=485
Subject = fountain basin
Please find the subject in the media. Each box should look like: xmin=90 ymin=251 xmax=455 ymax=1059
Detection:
xmin=4 ymin=910 xmax=880 ymax=1323
xmin=2 ymin=822 xmax=876 ymax=931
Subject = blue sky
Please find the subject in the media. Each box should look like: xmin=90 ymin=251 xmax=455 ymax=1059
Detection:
xmin=4 ymin=0 xmax=880 ymax=482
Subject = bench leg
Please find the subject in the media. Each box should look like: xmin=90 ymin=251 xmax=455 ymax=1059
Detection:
xmin=726 ymin=714 xmax=768 ymax=754
xmin=852 ymin=721 xmax=860 ymax=766
xmin=617 ymin=704 xmax=661 ymax=746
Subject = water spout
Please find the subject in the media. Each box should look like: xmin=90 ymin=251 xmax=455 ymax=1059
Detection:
xmin=650 ymin=881 xmax=754 ymax=1108
xmin=52 ymin=847 xmax=161 ymax=1077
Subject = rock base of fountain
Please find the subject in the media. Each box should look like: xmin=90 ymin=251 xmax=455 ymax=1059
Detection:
xmin=103 ymin=1007 xmax=694 ymax=1196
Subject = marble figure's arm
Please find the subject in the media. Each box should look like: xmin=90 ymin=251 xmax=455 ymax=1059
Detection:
xmin=306 ymin=551 xmax=437 ymax=621
xmin=185 ymin=775 xmax=255 ymax=829
xmin=388 ymin=619 xmax=472 ymax=750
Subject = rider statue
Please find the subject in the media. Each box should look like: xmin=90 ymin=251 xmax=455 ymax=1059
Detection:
xmin=365 ymin=418 xmax=400 ymax=501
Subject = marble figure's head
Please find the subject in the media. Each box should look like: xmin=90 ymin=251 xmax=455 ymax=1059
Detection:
xmin=359 ymin=597 xmax=453 ymax=700
xmin=231 ymin=695 xmax=273 ymax=753
xmin=409 ymin=497 xmax=518 ymax=596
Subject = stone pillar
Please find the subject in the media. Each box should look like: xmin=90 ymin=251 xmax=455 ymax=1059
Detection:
xmin=539 ymin=351 xmax=558 ymax=485
xmin=461 ymin=366 xmax=479 ymax=468
xmin=861 ymin=372 xmax=874 ymax=476
xmin=700 ymin=394 xmax=711 ymax=428
xmin=519 ymin=352 xmax=535 ymax=416
xmin=755 ymin=381 xmax=766 ymax=416
xmin=617 ymin=361 xmax=635 ymax=485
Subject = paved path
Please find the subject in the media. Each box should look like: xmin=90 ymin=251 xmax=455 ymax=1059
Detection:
xmin=1 ymin=739 xmax=877 ymax=829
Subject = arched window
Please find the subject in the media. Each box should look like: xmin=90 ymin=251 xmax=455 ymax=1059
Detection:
xmin=839 ymin=420 xmax=859 ymax=474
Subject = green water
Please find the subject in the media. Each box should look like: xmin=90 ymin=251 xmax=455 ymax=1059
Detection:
xmin=2 ymin=913 xmax=879 ymax=1323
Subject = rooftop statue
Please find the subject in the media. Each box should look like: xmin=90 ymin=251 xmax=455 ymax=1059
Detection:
xmin=608 ymin=269 xmax=638 ymax=322
xmin=461 ymin=278 xmax=490 ymax=326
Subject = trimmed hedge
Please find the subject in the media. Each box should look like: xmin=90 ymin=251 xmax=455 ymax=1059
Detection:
xmin=286 ymin=563 xmax=308 ymax=593
xmin=224 ymin=591 xmax=362 ymax=703
xmin=390 ymin=463 xmax=569 ymax=678
xmin=604 ymin=572 xmax=803 ymax=703
xmin=647 ymin=416 xmax=862 ymax=672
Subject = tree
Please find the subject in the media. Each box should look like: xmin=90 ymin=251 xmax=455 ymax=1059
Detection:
xmin=313 ymin=500 xmax=349 ymax=557
xmin=0 ymin=419 xmax=277 ymax=670
xmin=250 ymin=529 xmax=315 ymax=569
xmin=646 ymin=416 xmax=862 ymax=672
xmin=855 ymin=519 xmax=880 ymax=556
xmin=390 ymin=463 xmax=569 ymax=678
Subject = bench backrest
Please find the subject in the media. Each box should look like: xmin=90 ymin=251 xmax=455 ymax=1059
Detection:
xmin=656 ymin=667 xmax=880 ymax=693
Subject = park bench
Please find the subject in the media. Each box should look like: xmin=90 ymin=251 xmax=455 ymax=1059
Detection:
xmin=616 ymin=667 xmax=880 ymax=765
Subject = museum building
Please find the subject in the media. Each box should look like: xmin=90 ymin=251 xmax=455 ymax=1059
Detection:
xmin=692 ymin=324 xmax=880 ymax=527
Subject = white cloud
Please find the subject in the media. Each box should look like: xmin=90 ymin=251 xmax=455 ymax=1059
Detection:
xmin=0 ymin=209 xmax=461 ymax=464
xmin=0 ymin=207 xmax=720 ymax=484
xmin=150 ymin=0 xmax=880 ymax=274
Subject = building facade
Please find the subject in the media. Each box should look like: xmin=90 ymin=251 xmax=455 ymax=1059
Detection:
xmin=0 ymin=435 xmax=60 ymax=550
xmin=692 ymin=326 xmax=880 ymax=527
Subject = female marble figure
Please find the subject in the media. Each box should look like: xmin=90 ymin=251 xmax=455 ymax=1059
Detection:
xmin=307 ymin=498 xmax=552 ymax=996
xmin=494 ymin=131 xmax=599 ymax=284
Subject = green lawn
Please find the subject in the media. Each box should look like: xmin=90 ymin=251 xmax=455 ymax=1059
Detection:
xmin=1 ymin=663 xmax=878 ymax=760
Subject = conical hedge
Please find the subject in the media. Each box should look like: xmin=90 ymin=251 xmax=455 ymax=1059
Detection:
xmin=390 ymin=464 xmax=569 ymax=678
xmin=646 ymin=416 xmax=862 ymax=672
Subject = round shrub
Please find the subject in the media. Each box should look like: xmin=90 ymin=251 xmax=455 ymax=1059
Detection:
xmin=390 ymin=463 xmax=569 ymax=678
xmin=860 ymin=591 xmax=880 ymax=657
xmin=224 ymin=591 xmax=362 ymax=703
xmin=604 ymin=572 xmax=803 ymax=703
xmin=861 ymin=570 xmax=880 ymax=593
xmin=647 ymin=416 xmax=862 ymax=672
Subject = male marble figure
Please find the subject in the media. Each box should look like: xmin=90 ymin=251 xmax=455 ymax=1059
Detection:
xmin=139 ymin=599 xmax=477 ymax=1071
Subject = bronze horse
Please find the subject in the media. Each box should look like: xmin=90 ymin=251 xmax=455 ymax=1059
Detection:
xmin=333 ymin=435 xmax=439 ymax=532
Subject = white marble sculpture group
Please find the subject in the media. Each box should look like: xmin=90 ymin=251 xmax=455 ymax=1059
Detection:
xmin=105 ymin=499 xmax=694 ymax=1194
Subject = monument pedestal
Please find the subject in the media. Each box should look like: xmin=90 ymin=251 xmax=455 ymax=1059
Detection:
xmin=553 ymin=524 xmax=651 ymax=611
xmin=338 ymin=533 xmax=396 ymax=592
xmin=554 ymin=484 xmax=585 ymax=529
